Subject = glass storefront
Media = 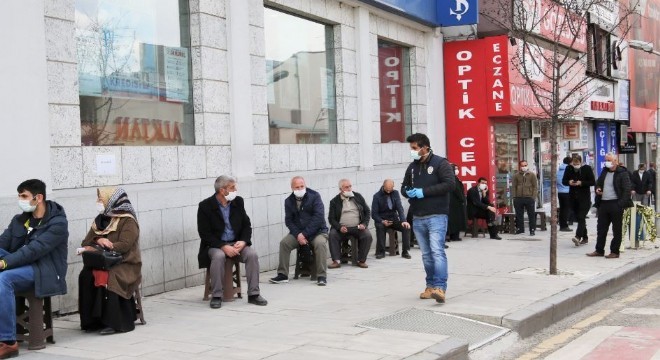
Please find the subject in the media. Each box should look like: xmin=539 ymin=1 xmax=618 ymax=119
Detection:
xmin=76 ymin=0 xmax=194 ymax=146
xmin=494 ymin=123 xmax=519 ymax=212
xmin=377 ymin=40 xmax=412 ymax=143
xmin=264 ymin=8 xmax=337 ymax=144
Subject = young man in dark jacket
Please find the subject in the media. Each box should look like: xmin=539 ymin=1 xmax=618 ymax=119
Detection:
xmin=328 ymin=179 xmax=373 ymax=269
xmin=371 ymin=179 xmax=411 ymax=259
xmin=0 ymin=179 xmax=69 ymax=359
xmin=466 ymin=177 xmax=501 ymax=240
xmin=402 ymin=133 xmax=454 ymax=303
xmin=270 ymin=176 xmax=329 ymax=286
xmin=631 ymin=163 xmax=653 ymax=205
xmin=562 ymin=155 xmax=595 ymax=246
xmin=197 ymin=175 xmax=267 ymax=309
xmin=587 ymin=154 xmax=633 ymax=259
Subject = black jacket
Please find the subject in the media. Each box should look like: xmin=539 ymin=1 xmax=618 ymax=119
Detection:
xmin=401 ymin=152 xmax=454 ymax=216
xmin=466 ymin=186 xmax=492 ymax=219
xmin=284 ymin=188 xmax=328 ymax=239
xmin=562 ymin=164 xmax=596 ymax=201
xmin=328 ymin=192 xmax=370 ymax=231
xmin=197 ymin=195 xmax=252 ymax=269
xmin=631 ymin=170 xmax=653 ymax=194
xmin=371 ymin=187 xmax=406 ymax=223
xmin=595 ymin=166 xmax=633 ymax=209
xmin=0 ymin=201 xmax=69 ymax=298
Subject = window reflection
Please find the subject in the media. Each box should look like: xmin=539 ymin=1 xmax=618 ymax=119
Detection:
xmin=76 ymin=0 xmax=194 ymax=146
xmin=265 ymin=8 xmax=337 ymax=144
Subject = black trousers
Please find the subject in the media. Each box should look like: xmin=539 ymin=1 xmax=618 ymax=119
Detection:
xmin=558 ymin=193 xmax=571 ymax=228
xmin=374 ymin=221 xmax=410 ymax=255
xmin=514 ymin=197 xmax=536 ymax=232
xmin=329 ymin=227 xmax=373 ymax=262
xmin=79 ymin=267 xmax=136 ymax=333
xmin=595 ymin=200 xmax=624 ymax=255
xmin=471 ymin=211 xmax=499 ymax=238
xmin=571 ymin=196 xmax=591 ymax=240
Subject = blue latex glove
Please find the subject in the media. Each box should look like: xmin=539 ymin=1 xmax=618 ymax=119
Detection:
xmin=413 ymin=188 xmax=424 ymax=199
xmin=406 ymin=189 xmax=417 ymax=198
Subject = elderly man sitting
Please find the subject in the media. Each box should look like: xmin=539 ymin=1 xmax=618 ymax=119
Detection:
xmin=328 ymin=179 xmax=373 ymax=268
xmin=372 ymin=179 xmax=411 ymax=259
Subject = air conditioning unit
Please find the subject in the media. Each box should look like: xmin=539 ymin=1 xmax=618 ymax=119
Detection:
xmin=531 ymin=121 xmax=542 ymax=137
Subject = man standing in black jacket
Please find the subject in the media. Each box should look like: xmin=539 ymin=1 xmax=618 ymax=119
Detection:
xmin=197 ymin=175 xmax=267 ymax=309
xmin=587 ymin=154 xmax=633 ymax=259
xmin=0 ymin=179 xmax=69 ymax=359
xmin=328 ymin=179 xmax=373 ymax=268
xmin=270 ymin=176 xmax=329 ymax=286
xmin=562 ymin=155 xmax=595 ymax=246
xmin=371 ymin=179 xmax=411 ymax=259
xmin=631 ymin=163 xmax=653 ymax=205
xmin=402 ymin=133 xmax=454 ymax=303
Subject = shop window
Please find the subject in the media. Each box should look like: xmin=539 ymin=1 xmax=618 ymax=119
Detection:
xmin=265 ymin=8 xmax=337 ymax=144
xmin=494 ymin=123 xmax=519 ymax=212
xmin=76 ymin=0 xmax=194 ymax=146
xmin=377 ymin=40 xmax=412 ymax=143
xmin=586 ymin=24 xmax=609 ymax=76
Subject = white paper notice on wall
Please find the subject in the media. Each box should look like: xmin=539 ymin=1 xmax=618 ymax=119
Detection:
xmin=96 ymin=154 xmax=116 ymax=176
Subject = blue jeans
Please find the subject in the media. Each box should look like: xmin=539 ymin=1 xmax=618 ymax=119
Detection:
xmin=412 ymin=214 xmax=448 ymax=291
xmin=0 ymin=248 xmax=35 ymax=341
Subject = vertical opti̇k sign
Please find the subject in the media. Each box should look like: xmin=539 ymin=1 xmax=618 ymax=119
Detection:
xmin=379 ymin=45 xmax=405 ymax=142
xmin=443 ymin=40 xmax=492 ymax=190
xmin=594 ymin=122 xmax=609 ymax=177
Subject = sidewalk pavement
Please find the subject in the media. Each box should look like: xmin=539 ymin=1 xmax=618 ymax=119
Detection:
xmin=17 ymin=217 xmax=660 ymax=360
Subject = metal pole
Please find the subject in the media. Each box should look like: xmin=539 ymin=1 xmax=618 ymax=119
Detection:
xmin=656 ymin=80 xmax=660 ymax=240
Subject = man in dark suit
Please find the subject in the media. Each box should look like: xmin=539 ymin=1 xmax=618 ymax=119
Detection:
xmin=371 ymin=179 xmax=411 ymax=259
xmin=466 ymin=177 xmax=501 ymax=240
xmin=197 ymin=175 xmax=267 ymax=309
xmin=631 ymin=163 xmax=653 ymax=205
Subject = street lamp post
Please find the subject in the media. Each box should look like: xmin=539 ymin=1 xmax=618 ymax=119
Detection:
xmin=628 ymin=40 xmax=660 ymax=239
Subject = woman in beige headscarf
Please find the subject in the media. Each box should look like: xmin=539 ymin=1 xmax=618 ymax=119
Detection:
xmin=78 ymin=187 xmax=141 ymax=335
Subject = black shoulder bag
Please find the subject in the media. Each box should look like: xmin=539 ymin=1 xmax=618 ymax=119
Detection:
xmin=82 ymin=244 xmax=123 ymax=270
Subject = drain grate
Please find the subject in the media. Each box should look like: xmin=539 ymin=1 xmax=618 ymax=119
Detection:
xmin=357 ymin=308 xmax=509 ymax=350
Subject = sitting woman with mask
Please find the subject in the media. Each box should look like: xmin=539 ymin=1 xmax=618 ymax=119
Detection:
xmin=78 ymin=187 xmax=141 ymax=335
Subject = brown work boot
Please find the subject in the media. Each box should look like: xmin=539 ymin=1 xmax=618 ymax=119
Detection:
xmin=0 ymin=342 xmax=18 ymax=359
xmin=420 ymin=287 xmax=433 ymax=299
xmin=430 ymin=288 xmax=446 ymax=303
xmin=328 ymin=261 xmax=341 ymax=269
xmin=357 ymin=261 xmax=368 ymax=268
xmin=586 ymin=251 xmax=604 ymax=257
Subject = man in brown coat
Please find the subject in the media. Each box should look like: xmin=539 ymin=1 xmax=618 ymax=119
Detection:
xmin=512 ymin=160 xmax=539 ymax=236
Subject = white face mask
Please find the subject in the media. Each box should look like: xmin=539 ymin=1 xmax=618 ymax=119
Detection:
xmin=410 ymin=149 xmax=421 ymax=161
xmin=225 ymin=191 xmax=238 ymax=201
xmin=604 ymin=161 xmax=613 ymax=169
xmin=520 ymin=166 xmax=529 ymax=172
xmin=454 ymin=169 xmax=459 ymax=176
xmin=18 ymin=199 xmax=36 ymax=213
xmin=342 ymin=191 xmax=354 ymax=198
xmin=293 ymin=188 xmax=306 ymax=198
xmin=96 ymin=202 xmax=106 ymax=214
xmin=479 ymin=183 xmax=488 ymax=191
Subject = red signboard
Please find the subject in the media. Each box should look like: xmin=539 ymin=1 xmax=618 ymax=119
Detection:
xmin=484 ymin=36 xmax=511 ymax=117
xmin=378 ymin=45 xmax=406 ymax=142
xmin=518 ymin=0 xmax=587 ymax=52
xmin=444 ymin=39 xmax=494 ymax=193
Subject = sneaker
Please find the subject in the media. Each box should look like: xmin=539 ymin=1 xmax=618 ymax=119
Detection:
xmin=559 ymin=227 xmax=572 ymax=232
xmin=530 ymin=231 xmax=535 ymax=236
xmin=579 ymin=239 xmax=588 ymax=245
xmin=375 ymin=253 xmax=385 ymax=259
xmin=269 ymin=273 xmax=289 ymax=284
xmin=515 ymin=230 xmax=524 ymax=234
xmin=420 ymin=287 xmax=433 ymax=299
xmin=210 ymin=297 xmax=222 ymax=309
xmin=317 ymin=276 xmax=327 ymax=286
xmin=328 ymin=261 xmax=341 ymax=269
xmin=401 ymin=251 xmax=411 ymax=259
xmin=572 ymin=237 xmax=581 ymax=246
xmin=0 ymin=342 xmax=19 ymax=359
xmin=430 ymin=288 xmax=446 ymax=303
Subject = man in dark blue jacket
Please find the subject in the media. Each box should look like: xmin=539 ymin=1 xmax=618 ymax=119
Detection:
xmin=402 ymin=133 xmax=454 ymax=304
xmin=270 ymin=176 xmax=329 ymax=286
xmin=372 ymin=179 xmax=411 ymax=259
xmin=0 ymin=179 xmax=68 ymax=358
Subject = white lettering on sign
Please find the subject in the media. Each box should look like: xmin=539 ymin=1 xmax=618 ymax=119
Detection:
xmin=384 ymin=56 xmax=402 ymax=122
xmin=456 ymin=51 xmax=476 ymax=120
xmin=490 ymin=42 xmax=504 ymax=112
xmin=459 ymin=137 xmax=477 ymax=178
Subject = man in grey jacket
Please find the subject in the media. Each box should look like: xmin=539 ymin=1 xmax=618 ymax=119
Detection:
xmin=0 ymin=179 xmax=69 ymax=358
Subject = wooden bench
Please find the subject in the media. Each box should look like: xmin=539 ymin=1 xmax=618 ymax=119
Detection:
xmin=15 ymin=293 xmax=54 ymax=350
xmin=134 ymin=287 xmax=146 ymax=325
xmin=500 ymin=213 xmax=516 ymax=234
xmin=465 ymin=218 xmax=487 ymax=238
xmin=386 ymin=229 xmax=399 ymax=256
xmin=535 ymin=211 xmax=547 ymax=231
xmin=340 ymin=236 xmax=359 ymax=266
xmin=294 ymin=247 xmax=317 ymax=280
xmin=203 ymin=258 xmax=242 ymax=302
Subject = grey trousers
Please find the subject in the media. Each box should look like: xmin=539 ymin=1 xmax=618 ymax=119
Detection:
xmin=633 ymin=193 xmax=650 ymax=205
xmin=208 ymin=246 xmax=260 ymax=298
xmin=277 ymin=233 xmax=328 ymax=278
xmin=328 ymin=228 xmax=373 ymax=262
